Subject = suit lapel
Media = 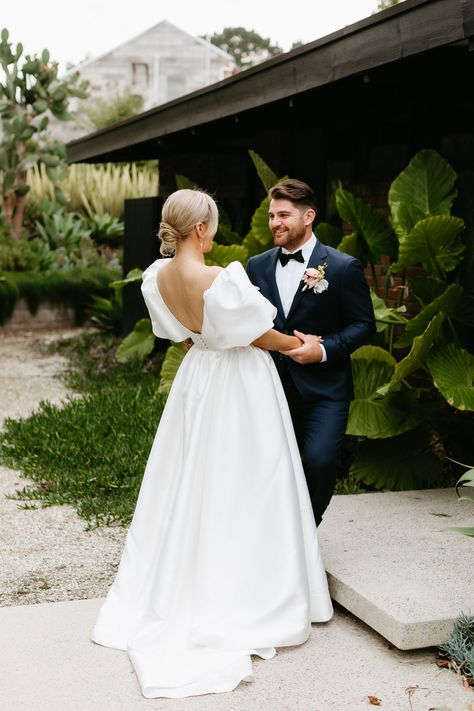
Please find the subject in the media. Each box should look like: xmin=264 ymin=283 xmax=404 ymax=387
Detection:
xmin=285 ymin=240 xmax=329 ymax=323
xmin=265 ymin=249 xmax=286 ymax=321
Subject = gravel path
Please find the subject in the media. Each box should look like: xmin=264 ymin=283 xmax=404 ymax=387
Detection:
xmin=0 ymin=330 xmax=125 ymax=607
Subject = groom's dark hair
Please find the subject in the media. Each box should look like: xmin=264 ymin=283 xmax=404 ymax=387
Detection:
xmin=269 ymin=179 xmax=317 ymax=212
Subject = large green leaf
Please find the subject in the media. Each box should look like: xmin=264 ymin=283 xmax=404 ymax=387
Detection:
xmin=316 ymin=222 xmax=343 ymax=249
xmin=395 ymin=283 xmax=463 ymax=347
xmin=175 ymin=174 xmax=199 ymax=190
xmin=348 ymin=347 xmax=434 ymax=438
xmin=242 ymin=195 xmax=275 ymax=255
xmin=391 ymin=215 xmax=465 ymax=275
xmin=453 ymin=295 xmax=474 ymax=328
xmin=389 ymin=149 xmax=458 ymax=238
xmin=336 ymin=188 xmax=397 ymax=261
xmin=408 ymin=275 xmax=447 ymax=305
xmin=371 ymin=291 xmax=407 ymax=333
xmin=251 ymin=196 xmax=274 ymax=247
xmin=205 ymin=242 xmax=248 ymax=267
xmin=377 ymin=313 xmax=444 ymax=396
xmin=427 ymin=343 xmax=474 ymax=411
xmin=350 ymin=347 xmax=391 ymax=399
xmin=158 ymin=342 xmax=187 ymax=395
xmin=350 ymin=427 xmax=443 ymax=490
xmin=115 ymin=318 xmax=155 ymax=363
xmin=248 ymin=149 xmax=280 ymax=192
xmin=216 ymin=224 xmax=242 ymax=245
xmin=110 ymin=267 xmax=143 ymax=291
xmin=337 ymin=232 xmax=366 ymax=262
xmin=241 ymin=229 xmax=266 ymax=259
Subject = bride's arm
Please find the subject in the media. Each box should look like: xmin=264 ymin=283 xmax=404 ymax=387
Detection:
xmin=252 ymin=329 xmax=302 ymax=351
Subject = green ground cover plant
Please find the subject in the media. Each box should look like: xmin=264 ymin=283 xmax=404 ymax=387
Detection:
xmin=0 ymin=333 xmax=165 ymax=527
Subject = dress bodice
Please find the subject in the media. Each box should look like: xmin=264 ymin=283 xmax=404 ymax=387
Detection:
xmin=141 ymin=259 xmax=277 ymax=350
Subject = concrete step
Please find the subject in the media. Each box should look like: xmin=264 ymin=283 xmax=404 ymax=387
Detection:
xmin=0 ymin=597 xmax=469 ymax=711
xmin=319 ymin=489 xmax=473 ymax=650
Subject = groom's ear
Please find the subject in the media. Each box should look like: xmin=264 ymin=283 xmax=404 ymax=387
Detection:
xmin=304 ymin=208 xmax=316 ymax=226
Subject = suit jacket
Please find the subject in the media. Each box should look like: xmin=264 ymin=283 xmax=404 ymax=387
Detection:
xmin=246 ymin=240 xmax=376 ymax=401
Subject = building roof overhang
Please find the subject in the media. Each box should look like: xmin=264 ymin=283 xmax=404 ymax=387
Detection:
xmin=67 ymin=0 xmax=474 ymax=164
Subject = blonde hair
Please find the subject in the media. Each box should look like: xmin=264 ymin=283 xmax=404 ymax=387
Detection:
xmin=158 ymin=189 xmax=219 ymax=256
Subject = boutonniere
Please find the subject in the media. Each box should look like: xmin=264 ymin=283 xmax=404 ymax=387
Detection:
xmin=302 ymin=263 xmax=329 ymax=294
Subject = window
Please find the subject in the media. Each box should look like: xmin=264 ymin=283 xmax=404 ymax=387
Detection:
xmin=132 ymin=63 xmax=149 ymax=87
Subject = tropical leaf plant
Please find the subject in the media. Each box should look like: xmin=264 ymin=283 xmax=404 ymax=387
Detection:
xmin=391 ymin=214 xmax=465 ymax=276
xmin=336 ymin=188 xmax=397 ymax=262
xmin=158 ymin=342 xmax=188 ymax=395
xmin=110 ymin=267 xmax=143 ymax=291
xmin=348 ymin=346 xmax=436 ymax=438
xmin=112 ymin=147 xmax=473 ymax=497
xmin=315 ymin=222 xmax=343 ymax=249
xmin=427 ymin=344 xmax=474 ymax=412
xmin=349 ymin=426 xmax=443 ymax=490
xmin=248 ymin=149 xmax=279 ymax=192
xmin=377 ymin=313 xmax=444 ymax=397
xmin=175 ymin=174 xmax=199 ymax=190
xmin=408 ymin=275 xmax=448 ymax=305
xmin=115 ymin=318 xmax=155 ymax=363
xmin=388 ymin=149 xmax=458 ymax=239
xmin=395 ymin=283 xmax=463 ymax=347
xmin=371 ymin=291 xmax=407 ymax=334
xmin=205 ymin=242 xmax=248 ymax=267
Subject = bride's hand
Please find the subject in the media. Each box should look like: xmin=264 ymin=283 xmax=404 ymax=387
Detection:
xmin=279 ymin=330 xmax=325 ymax=363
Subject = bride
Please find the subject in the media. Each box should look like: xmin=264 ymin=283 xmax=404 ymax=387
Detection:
xmin=91 ymin=188 xmax=333 ymax=698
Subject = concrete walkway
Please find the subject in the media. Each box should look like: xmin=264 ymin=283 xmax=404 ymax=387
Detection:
xmin=1 ymin=330 xmax=472 ymax=710
xmin=1 ymin=598 xmax=471 ymax=711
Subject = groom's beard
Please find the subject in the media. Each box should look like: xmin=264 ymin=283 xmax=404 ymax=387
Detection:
xmin=272 ymin=222 xmax=307 ymax=252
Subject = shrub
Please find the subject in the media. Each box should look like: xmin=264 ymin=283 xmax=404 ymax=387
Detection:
xmin=0 ymin=266 xmax=120 ymax=325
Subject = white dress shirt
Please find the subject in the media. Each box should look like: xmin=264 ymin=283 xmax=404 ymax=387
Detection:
xmin=275 ymin=234 xmax=327 ymax=362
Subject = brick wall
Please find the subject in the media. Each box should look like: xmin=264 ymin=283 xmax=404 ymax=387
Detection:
xmin=350 ymin=182 xmax=423 ymax=318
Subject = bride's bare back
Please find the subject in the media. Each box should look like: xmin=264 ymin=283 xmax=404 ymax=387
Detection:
xmin=156 ymin=260 xmax=222 ymax=334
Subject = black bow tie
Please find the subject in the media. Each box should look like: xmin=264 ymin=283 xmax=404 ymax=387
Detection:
xmin=279 ymin=249 xmax=305 ymax=267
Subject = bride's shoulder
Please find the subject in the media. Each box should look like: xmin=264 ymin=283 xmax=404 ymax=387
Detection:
xmin=142 ymin=257 xmax=171 ymax=279
xmin=194 ymin=265 xmax=222 ymax=292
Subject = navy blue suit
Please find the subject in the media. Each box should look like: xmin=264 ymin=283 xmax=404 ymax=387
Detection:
xmin=246 ymin=239 xmax=375 ymax=524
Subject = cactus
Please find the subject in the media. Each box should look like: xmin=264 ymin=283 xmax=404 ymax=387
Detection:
xmin=0 ymin=28 xmax=89 ymax=237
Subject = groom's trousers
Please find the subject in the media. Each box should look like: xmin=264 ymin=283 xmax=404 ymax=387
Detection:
xmin=281 ymin=370 xmax=349 ymax=527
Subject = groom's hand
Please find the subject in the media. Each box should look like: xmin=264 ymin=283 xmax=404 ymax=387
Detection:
xmin=279 ymin=330 xmax=324 ymax=364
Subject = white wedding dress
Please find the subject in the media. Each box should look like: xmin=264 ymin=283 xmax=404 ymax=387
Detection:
xmin=91 ymin=259 xmax=333 ymax=698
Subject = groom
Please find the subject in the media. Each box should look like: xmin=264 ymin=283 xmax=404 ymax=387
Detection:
xmin=246 ymin=179 xmax=375 ymax=526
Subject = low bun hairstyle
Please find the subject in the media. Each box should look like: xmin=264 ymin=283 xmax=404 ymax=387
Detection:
xmin=158 ymin=189 xmax=219 ymax=256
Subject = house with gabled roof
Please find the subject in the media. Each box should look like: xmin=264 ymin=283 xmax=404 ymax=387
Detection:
xmin=52 ymin=20 xmax=235 ymax=141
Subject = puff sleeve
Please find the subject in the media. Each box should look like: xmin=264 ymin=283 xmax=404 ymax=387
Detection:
xmin=204 ymin=261 xmax=277 ymax=349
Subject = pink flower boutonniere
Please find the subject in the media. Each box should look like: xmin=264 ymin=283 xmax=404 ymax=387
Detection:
xmin=302 ymin=262 xmax=329 ymax=294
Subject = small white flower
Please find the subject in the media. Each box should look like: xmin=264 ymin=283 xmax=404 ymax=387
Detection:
xmin=302 ymin=263 xmax=329 ymax=294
